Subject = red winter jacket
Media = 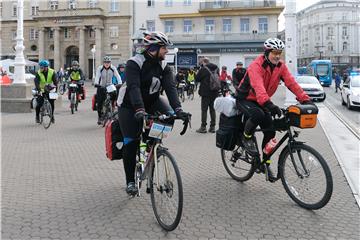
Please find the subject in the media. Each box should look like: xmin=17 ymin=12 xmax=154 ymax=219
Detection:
xmin=237 ymin=55 xmax=309 ymax=106
xmin=219 ymin=70 xmax=232 ymax=82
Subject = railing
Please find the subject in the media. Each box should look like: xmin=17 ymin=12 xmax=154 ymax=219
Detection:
xmin=167 ymin=32 xmax=277 ymax=43
xmin=199 ymin=0 xmax=283 ymax=10
xmin=36 ymin=8 xmax=104 ymax=18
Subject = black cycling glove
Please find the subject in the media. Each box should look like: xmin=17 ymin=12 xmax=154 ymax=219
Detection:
xmin=263 ymin=101 xmax=282 ymax=118
xmin=176 ymin=110 xmax=191 ymax=121
xmin=134 ymin=109 xmax=146 ymax=122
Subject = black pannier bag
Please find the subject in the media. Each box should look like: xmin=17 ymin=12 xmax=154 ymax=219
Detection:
xmin=216 ymin=113 xmax=243 ymax=151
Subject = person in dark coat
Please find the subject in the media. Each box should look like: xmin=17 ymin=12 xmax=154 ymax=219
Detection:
xmin=195 ymin=58 xmax=219 ymax=133
xmin=232 ymin=61 xmax=246 ymax=88
xmin=334 ymin=72 xmax=342 ymax=93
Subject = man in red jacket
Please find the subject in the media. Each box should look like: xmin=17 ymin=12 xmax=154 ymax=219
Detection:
xmin=236 ymin=38 xmax=312 ymax=181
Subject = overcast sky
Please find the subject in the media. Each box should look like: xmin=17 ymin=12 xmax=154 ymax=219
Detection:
xmin=278 ymin=0 xmax=321 ymax=31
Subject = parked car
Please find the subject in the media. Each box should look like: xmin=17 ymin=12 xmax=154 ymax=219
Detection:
xmin=296 ymin=75 xmax=326 ymax=102
xmin=341 ymin=74 xmax=360 ymax=109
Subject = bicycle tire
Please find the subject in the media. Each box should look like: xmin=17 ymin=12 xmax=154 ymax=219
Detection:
xmin=279 ymin=144 xmax=333 ymax=210
xmin=70 ymin=92 xmax=75 ymax=114
xmin=42 ymin=101 xmax=52 ymax=129
xmin=221 ymin=146 xmax=256 ymax=182
xmin=150 ymin=149 xmax=183 ymax=231
xmin=59 ymin=85 xmax=64 ymax=95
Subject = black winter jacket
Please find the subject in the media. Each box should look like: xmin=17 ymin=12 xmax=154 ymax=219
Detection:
xmin=118 ymin=53 xmax=182 ymax=112
xmin=195 ymin=63 xmax=219 ymax=98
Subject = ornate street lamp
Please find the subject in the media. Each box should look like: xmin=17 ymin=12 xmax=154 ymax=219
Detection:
xmin=13 ymin=0 xmax=26 ymax=84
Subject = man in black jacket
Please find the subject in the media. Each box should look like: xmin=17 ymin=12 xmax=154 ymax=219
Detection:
xmin=232 ymin=61 xmax=246 ymax=88
xmin=195 ymin=58 xmax=219 ymax=133
xmin=116 ymin=31 xmax=190 ymax=195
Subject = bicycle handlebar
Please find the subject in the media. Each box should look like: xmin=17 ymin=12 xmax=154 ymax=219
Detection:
xmin=144 ymin=113 xmax=192 ymax=136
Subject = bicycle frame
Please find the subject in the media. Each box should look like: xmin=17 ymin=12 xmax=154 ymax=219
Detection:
xmin=254 ymin=125 xmax=309 ymax=179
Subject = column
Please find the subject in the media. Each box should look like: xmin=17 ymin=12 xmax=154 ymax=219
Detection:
xmin=78 ymin=26 xmax=86 ymax=73
xmin=13 ymin=0 xmax=26 ymax=84
xmin=38 ymin=28 xmax=45 ymax=61
xmin=284 ymin=0 xmax=297 ymax=106
xmin=95 ymin=27 xmax=103 ymax=68
xmin=54 ymin=27 xmax=61 ymax=71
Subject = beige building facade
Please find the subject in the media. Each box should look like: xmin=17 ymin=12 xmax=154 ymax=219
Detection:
xmin=1 ymin=0 xmax=132 ymax=79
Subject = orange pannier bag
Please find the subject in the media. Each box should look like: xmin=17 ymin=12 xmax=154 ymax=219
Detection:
xmin=288 ymin=104 xmax=318 ymax=129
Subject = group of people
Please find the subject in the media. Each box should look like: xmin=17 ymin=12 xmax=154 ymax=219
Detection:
xmin=33 ymin=31 xmax=312 ymax=193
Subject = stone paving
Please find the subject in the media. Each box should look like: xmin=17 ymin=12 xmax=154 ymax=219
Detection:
xmin=1 ymin=83 xmax=359 ymax=239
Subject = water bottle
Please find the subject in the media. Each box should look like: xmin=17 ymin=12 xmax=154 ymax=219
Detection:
xmin=263 ymin=138 xmax=277 ymax=155
xmin=139 ymin=141 xmax=147 ymax=167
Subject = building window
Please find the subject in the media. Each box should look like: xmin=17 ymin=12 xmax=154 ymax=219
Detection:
xmin=240 ymin=18 xmax=249 ymax=33
xmin=342 ymin=26 xmax=347 ymax=36
xmin=49 ymin=0 xmax=58 ymax=10
xmin=205 ymin=19 xmax=215 ymax=34
xmin=30 ymin=29 xmax=39 ymax=40
xmin=146 ymin=20 xmax=155 ymax=32
xmin=109 ymin=26 xmax=119 ymax=38
xmin=342 ymin=13 xmax=347 ymax=20
xmin=48 ymin=29 xmax=54 ymax=39
xmin=327 ymin=26 xmax=333 ymax=36
xmin=64 ymin=28 xmax=72 ymax=38
xmin=31 ymin=5 xmax=39 ymax=16
xmin=88 ymin=0 xmax=97 ymax=8
xmin=223 ymin=18 xmax=231 ymax=32
xmin=12 ymin=3 xmax=17 ymax=17
xmin=110 ymin=0 xmax=119 ymax=12
xmin=68 ymin=0 xmax=77 ymax=9
xmin=343 ymin=42 xmax=348 ymax=51
xmin=183 ymin=19 xmax=192 ymax=33
xmin=89 ymin=29 xmax=95 ymax=38
xmin=258 ymin=17 xmax=268 ymax=33
xmin=165 ymin=0 xmax=173 ymax=7
xmin=183 ymin=0 xmax=191 ymax=6
xmin=0 ymin=2 xmax=2 ymax=17
xmin=147 ymin=0 xmax=154 ymax=7
xmin=165 ymin=20 xmax=174 ymax=33
xmin=328 ymin=42 xmax=333 ymax=51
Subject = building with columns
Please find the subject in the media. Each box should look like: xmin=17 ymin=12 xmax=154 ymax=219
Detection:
xmin=133 ymin=0 xmax=284 ymax=69
xmin=296 ymin=0 xmax=360 ymax=71
xmin=0 ymin=0 xmax=132 ymax=79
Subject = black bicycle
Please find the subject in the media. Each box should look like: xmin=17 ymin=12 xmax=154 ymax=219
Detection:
xmin=187 ymin=82 xmax=195 ymax=100
xmin=134 ymin=113 xmax=191 ymax=231
xmin=177 ymin=81 xmax=186 ymax=103
xmin=32 ymin=85 xmax=57 ymax=129
xmin=218 ymin=105 xmax=333 ymax=210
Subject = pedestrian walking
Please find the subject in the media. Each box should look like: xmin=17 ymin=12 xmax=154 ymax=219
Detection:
xmin=335 ymin=72 xmax=342 ymax=93
xmin=195 ymin=58 xmax=219 ymax=133
xmin=232 ymin=61 xmax=246 ymax=88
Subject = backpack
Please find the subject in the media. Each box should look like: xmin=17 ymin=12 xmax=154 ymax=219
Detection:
xmin=205 ymin=66 xmax=221 ymax=91
xmin=105 ymin=118 xmax=123 ymax=160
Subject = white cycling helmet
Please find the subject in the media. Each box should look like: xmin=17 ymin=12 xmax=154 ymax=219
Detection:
xmin=264 ymin=38 xmax=285 ymax=51
xmin=143 ymin=31 xmax=173 ymax=46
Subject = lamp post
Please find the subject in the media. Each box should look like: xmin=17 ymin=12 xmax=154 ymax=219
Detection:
xmin=13 ymin=0 xmax=26 ymax=84
xmin=91 ymin=45 xmax=96 ymax=84
xmin=174 ymin=47 xmax=179 ymax=74
xmin=315 ymin=45 xmax=324 ymax=60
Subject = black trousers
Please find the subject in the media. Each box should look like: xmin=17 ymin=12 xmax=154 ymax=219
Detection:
xmin=35 ymin=94 xmax=55 ymax=119
xmin=96 ymin=87 xmax=107 ymax=118
xmin=200 ymin=96 xmax=216 ymax=128
xmin=237 ymin=100 xmax=275 ymax=156
xmin=118 ymin=97 xmax=173 ymax=185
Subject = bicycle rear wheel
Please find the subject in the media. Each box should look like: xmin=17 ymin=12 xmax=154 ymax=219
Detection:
xmin=150 ymin=149 xmax=183 ymax=231
xmin=42 ymin=101 xmax=52 ymax=129
xmin=279 ymin=144 xmax=333 ymax=210
xmin=221 ymin=145 xmax=256 ymax=182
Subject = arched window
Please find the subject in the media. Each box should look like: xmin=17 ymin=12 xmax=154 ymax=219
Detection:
xmin=328 ymin=42 xmax=333 ymax=51
xmin=343 ymin=42 xmax=348 ymax=51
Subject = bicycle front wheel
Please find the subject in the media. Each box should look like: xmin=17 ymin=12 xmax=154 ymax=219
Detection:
xmin=279 ymin=144 xmax=333 ymax=210
xmin=42 ymin=101 xmax=52 ymax=129
xmin=150 ymin=149 xmax=183 ymax=231
xmin=221 ymin=146 xmax=256 ymax=182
